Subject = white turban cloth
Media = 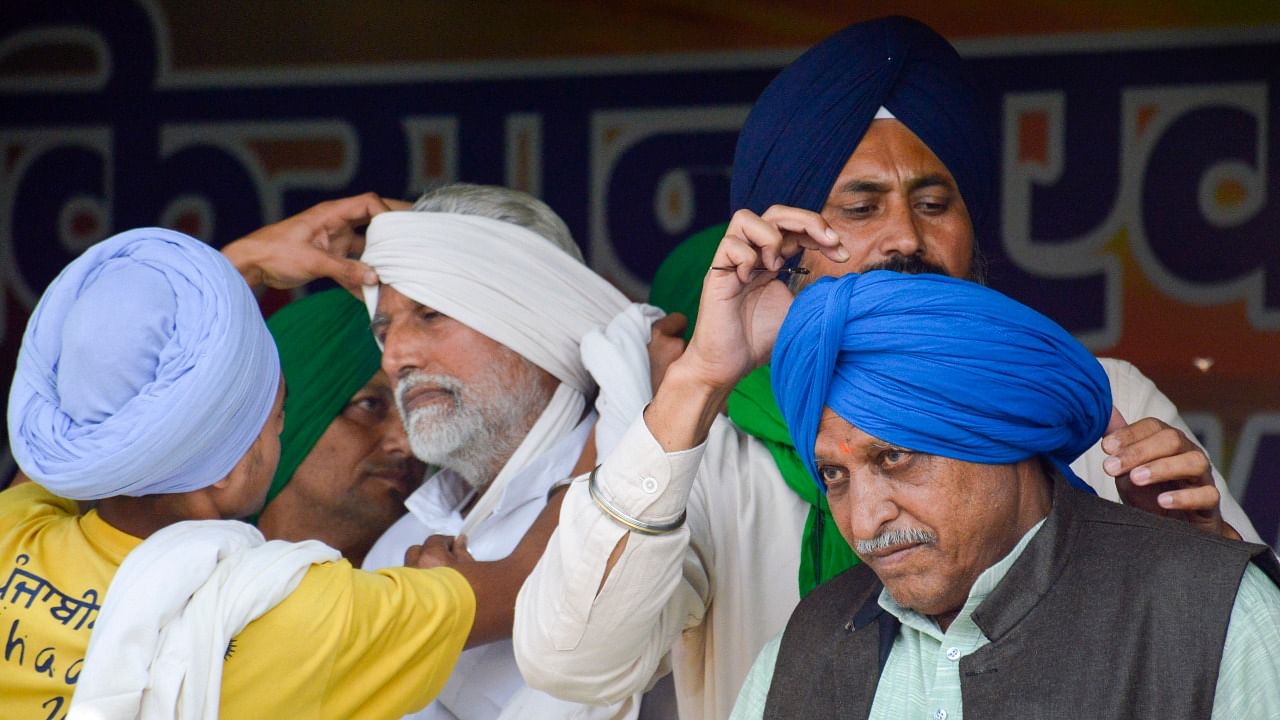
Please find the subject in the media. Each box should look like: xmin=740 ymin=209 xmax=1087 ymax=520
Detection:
xmin=362 ymin=212 xmax=636 ymax=532
xmin=364 ymin=212 xmax=632 ymax=395
xmin=7 ymin=228 xmax=281 ymax=500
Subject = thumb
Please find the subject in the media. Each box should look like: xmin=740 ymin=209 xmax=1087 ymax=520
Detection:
xmin=403 ymin=544 xmax=423 ymax=566
xmin=652 ymin=311 xmax=689 ymax=339
xmin=454 ymin=534 xmax=475 ymax=561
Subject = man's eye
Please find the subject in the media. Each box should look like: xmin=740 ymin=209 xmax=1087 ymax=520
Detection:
xmin=819 ymin=465 xmax=848 ymax=486
xmin=346 ymin=396 xmax=387 ymax=420
xmin=914 ymin=198 xmax=950 ymax=214
xmin=356 ymin=397 xmax=384 ymax=412
xmin=418 ymin=309 xmax=440 ymax=322
xmin=879 ymin=449 xmax=911 ymax=468
xmin=842 ymin=204 xmax=876 ymax=218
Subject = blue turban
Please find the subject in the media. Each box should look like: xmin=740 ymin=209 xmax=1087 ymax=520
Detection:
xmin=7 ymin=228 xmax=281 ymax=500
xmin=730 ymin=16 xmax=995 ymax=244
xmin=771 ymin=272 xmax=1110 ymax=492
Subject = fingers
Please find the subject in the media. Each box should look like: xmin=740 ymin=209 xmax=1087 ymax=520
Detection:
xmin=1104 ymin=406 xmax=1127 ymax=437
xmin=454 ymin=535 xmax=475 ymax=562
xmin=1103 ymin=416 xmax=1221 ymax=519
xmin=715 ymin=230 xmax=774 ymax=285
xmin=403 ymin=544 xmax=424 ymax=566
xmin=715 ymin=207 xmax=848 ymax=283
xmin=405 ymin=534 xmax=458 ymax=569
xmin=311 ymin=192 xmax=395 ymax=230
xmin=313 ymin=254 xmax=379 ymax=294
xmin=1153 ymin=483 xmax=1220 ymax=513
xmin=383 ymin=197 xmax=412 ymax=211
xmin=759 ymin=205 xmax=848 ymax=262
xmin=1101 ymin=418 xmax=1200 ymax=479
xmin=1123 ymin=448 xmax=1211 ymax=490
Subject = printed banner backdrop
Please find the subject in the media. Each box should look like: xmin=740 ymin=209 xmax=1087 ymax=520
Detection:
xmin=2 ymin=1 xmax=1278 ymax=548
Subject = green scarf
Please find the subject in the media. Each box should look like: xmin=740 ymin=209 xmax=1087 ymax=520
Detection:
xmin=649 ymin=224 xmax=860 ymax=597
xmin=253 ymin=289 xmax=383 ymax=522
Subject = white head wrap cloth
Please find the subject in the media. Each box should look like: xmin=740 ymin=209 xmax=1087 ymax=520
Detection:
xmin=362 ymin=212 xmax=633 ymax=533
xmin=7 ymin=228 xmax=280 ymax=500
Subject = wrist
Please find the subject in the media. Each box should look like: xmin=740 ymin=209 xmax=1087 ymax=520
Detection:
xmin=644 ymin=359 xmax=734 ymax=452
xmin=221 ymin=239 xmax=266 ymax=290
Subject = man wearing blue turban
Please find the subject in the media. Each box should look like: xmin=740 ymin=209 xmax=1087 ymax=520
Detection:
xmin=731 ymin=272 xmax=1280 ymax=719
xmin=0 ymin=228 xmax=526 ymax=718
xmin=516 ymin=16 xmax=1262 ymax=720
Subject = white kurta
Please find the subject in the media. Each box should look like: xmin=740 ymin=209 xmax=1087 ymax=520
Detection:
xmin=514 ymin=358 xmax=1261 ymax=720
xmin=366 ymin=413 xmax=638 ymax=720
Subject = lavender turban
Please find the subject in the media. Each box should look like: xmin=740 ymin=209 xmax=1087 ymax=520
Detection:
xmin=7 ymin=228 xmax=280 ymax=500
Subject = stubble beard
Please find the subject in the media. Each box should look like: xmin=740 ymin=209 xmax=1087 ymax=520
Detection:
xmin=395 ymin=357 xmax=551 ymax=490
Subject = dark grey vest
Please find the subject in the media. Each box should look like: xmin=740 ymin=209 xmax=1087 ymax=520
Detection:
xmin=763 ymin=479 xmax=1280 ymax=720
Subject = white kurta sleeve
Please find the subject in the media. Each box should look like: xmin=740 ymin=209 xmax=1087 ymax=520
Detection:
xmin=1074 ymin=358 xmax=1261 ymax=542
xmin=514 ymin=413 xmax=714 ymax=704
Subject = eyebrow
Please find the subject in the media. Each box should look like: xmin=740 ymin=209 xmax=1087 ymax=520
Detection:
xmin=835 ymin=173 xmax=954 ymax=195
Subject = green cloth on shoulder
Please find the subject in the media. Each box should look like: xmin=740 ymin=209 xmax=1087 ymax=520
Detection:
xmin=648 ymin=224 xmax=860 ymax=597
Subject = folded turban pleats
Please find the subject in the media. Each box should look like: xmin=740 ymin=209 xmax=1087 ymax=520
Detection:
xmin=731 ymin=16 xmax=996 ymax=244
xmin=771 ymin=272 xmax=1111 ymax=492
xmin=8 ymin=228 xmax=280 ymax=500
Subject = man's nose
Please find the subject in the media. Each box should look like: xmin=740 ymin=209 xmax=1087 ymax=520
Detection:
xmin=845 ymin=476 xmax=899 ymax=544
xmin=874 ymin=199 xmax=926 ymax=259
xmin=379 ymin=322 xmax=416 ymax=380
xmin=381 ymin=410 xmax=412 ymax=457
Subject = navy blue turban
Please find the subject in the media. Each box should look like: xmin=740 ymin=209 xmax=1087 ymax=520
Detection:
xmin=731 ymin=16 xmax=996 ymax=244
xmin=771 ymin=272 xmax=1111 ymax=492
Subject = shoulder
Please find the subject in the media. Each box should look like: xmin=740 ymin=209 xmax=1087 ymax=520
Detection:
xmin=249 ymin=562 xmax=474 ymax=653
xmin=1069 ymin=490 xmax=1265 ymax=577
xmin=0 ymin=481 xmax=77 ymax=525
xmin=1095 ymin=357 xmax=1178 ymax=421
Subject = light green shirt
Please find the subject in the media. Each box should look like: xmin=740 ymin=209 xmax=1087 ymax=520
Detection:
xmin=730 ymin=523 xmax=1280 ymax=720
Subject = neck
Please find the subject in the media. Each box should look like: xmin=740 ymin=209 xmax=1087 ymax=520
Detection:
xmin=929 ymin=460 xmax=1053 ymax=633
xmin=96 ymin=491 xmax=222 ymax=540
xmin=258 ymin=503 xmax=377 ymax=566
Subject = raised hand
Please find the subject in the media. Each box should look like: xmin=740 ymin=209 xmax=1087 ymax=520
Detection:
xmin=1102 ymin=408 xmax=1241 ymax=540
xmin=680 ymin=206 xmax=848 ymax=390
xmin=222 ymin=192 xmax=401 ymax=294
xmin=644 ymin=206 xmax=848 ymax=452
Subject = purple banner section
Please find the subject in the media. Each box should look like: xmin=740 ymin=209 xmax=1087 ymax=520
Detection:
xmin=1 ymin=2 xmax=1277 ymax=546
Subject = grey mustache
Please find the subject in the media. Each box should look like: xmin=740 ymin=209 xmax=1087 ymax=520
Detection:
xmin=855 ymin=527 xmax=937 ymax=555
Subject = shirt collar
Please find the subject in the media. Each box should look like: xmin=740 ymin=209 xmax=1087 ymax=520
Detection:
xmin=80 ymin=509 xmax=144 ymax=564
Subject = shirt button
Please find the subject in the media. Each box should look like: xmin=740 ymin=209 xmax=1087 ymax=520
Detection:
xmin=640 ymin=476 xmax=659 ymax=494
xmin=933 ymin=709 xmax=948 ymax=720
xmin=945 ymin=647 xmax=962 ymax=661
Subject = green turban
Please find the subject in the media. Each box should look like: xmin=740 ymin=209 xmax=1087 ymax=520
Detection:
xmin=261 ymin=289 xmax=382 ymax=511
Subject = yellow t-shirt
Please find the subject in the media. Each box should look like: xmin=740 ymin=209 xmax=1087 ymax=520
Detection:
xmin=0 ymin=482 xmax=476 ymax=719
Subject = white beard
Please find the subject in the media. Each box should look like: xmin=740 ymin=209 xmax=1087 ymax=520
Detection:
xmin=395 ymin=356 xmax=550 ymax=489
